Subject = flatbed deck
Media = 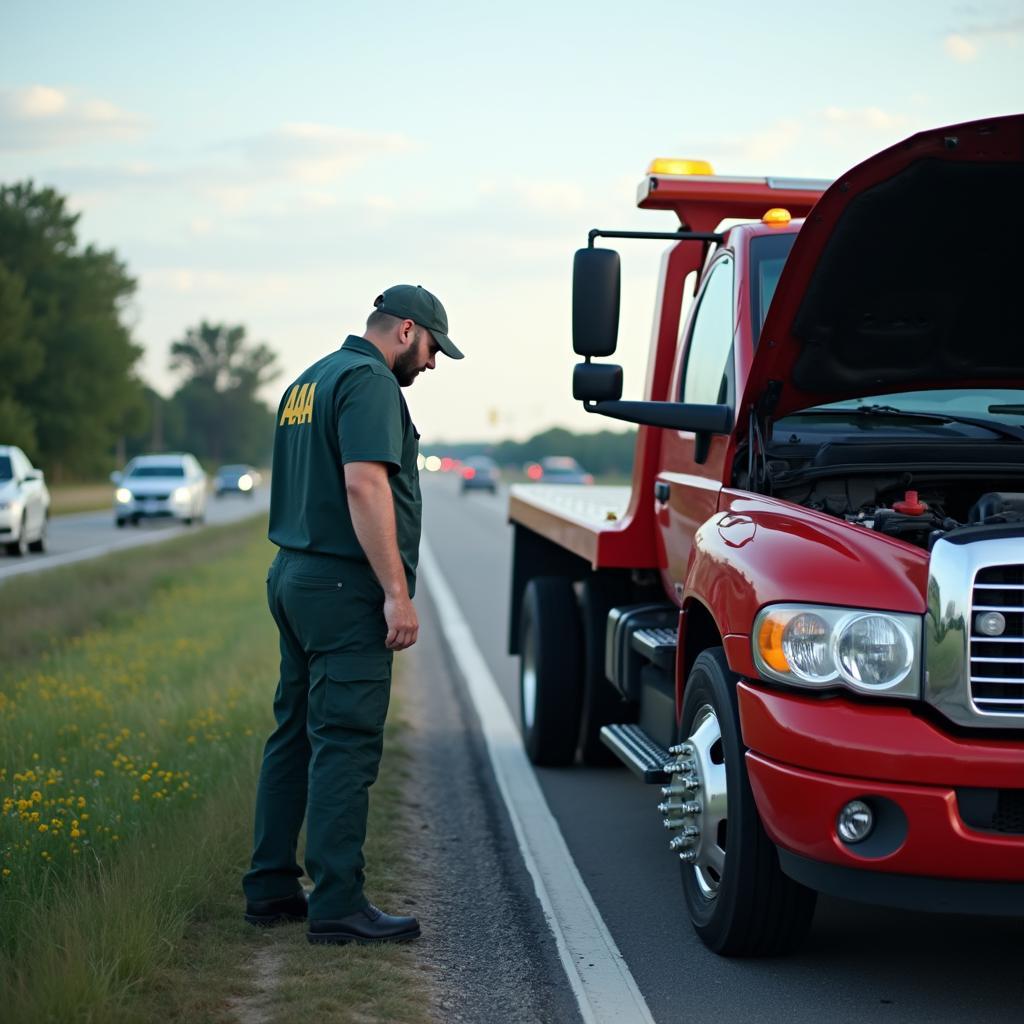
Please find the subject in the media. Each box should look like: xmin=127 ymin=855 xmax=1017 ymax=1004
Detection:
xmin=508 ymin=483 xmax=634 ymax=566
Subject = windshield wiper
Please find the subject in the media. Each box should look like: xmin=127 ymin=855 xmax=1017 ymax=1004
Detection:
xmin=849 ymin=404 xmax=1024 ymax=444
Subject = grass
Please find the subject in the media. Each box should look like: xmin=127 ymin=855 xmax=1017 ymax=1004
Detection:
xmin=0 ymin=519 xmax=431 ymax=1023
xmin=0 ymin=519 xmax=260 ymax=663
xmin=48 ymin=483 xmax=114 ymax=517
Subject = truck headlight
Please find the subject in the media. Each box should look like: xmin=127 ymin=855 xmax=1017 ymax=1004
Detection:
xmin=172 ymin=487 xmax=191 ymax=503
xmin=753 ymin=604 xmax=920 ymax=698
xmin=116 ymin=488 xmax=132 ymax=504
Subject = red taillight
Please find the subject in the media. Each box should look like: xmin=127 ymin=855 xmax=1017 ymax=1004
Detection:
xmin=526 ymin=464 xmax=543 ymax=481
xmin=463 ymin=467 xmax=476 ymax=479
xmin=583 ymin=474 xmax=594 ymax=485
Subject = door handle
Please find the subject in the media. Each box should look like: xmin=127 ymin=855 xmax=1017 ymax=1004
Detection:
xmin=654 ymin=480 xmax=670 ymax=503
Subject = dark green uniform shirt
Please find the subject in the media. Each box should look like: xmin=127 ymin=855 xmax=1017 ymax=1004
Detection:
xmin=268 ymin=335 xmax=421 ymax=595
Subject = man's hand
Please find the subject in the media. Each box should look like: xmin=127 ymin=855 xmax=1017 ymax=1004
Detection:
xmin=384 ymin=593 xmax=419 ymax=650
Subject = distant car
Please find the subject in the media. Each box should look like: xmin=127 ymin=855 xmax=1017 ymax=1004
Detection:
xmin=214 ymin=464 xmax=262 ymax=498
xmin=460 ymin=455 xmax=500 ymax=494
xmin=112 ymin=453 xmax=207 ymax=527
xmin=526 ymin=456 xmax=594 ymax=485
xmin=0 ymin=445 xmax=50 ymax=556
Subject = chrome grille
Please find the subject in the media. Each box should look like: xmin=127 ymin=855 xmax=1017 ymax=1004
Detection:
xmin=970 ymin=564 xmax=1024 ymax=716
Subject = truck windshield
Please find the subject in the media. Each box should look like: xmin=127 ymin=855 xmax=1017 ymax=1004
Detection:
xmin=749 ymin=232 xmax=797 ymax=341
xmin=0 ymin=456 xmax=11 ymax=481
xmin=804 ymin=389 xmax=1024 ymax=429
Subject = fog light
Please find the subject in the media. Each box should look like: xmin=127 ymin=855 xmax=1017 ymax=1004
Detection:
xmin=976 ymin=611 xmax=1006 ymax=637
xmin=837 ymin=800 xmax=874 ymax=844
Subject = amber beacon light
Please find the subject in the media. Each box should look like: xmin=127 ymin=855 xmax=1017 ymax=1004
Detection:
xmin=646 ymin=158 xmax=715 ymax=176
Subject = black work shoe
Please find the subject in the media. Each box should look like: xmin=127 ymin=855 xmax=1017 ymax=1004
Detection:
xmin=307 ymin=903 xmax=421 ymax=945
xmin=244 ymin=890 xmax=309 ymax=927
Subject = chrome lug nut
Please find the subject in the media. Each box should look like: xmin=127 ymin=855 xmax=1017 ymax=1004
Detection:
xmin=658 ymin=800 xmax=696 ymax=814
xmin=669 ymin=834 xmax=696 ymax=851
xmin=678 ymin=850 xmax=697 ymax=863
xmin=669 ymin=742 xmax=694 ymax=756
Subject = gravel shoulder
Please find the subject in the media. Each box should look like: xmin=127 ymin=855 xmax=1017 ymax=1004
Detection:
xmin=403 ymin=584 xmax=582 ymax=1024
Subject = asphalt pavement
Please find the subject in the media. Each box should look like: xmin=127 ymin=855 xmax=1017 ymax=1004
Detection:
xmin=0 ymin=488 xmax=271 ymax=582
xmin=6 ymin=471 xmax=1021 ymax=1020
xmin=420 ymin=473 xmax=1024 ymax=1024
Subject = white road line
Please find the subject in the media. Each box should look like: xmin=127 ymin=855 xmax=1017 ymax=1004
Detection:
xmin=0 ymin=529 xmax=184 ymax=581
xmin=419 ymin=539 xmax=656 ymax=1024
xmin=0 ymin=509 xmax=268 ymax=584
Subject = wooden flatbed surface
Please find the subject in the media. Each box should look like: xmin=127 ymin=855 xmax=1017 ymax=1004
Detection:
xmin=508 ymin=483 xmax=633 ymax=565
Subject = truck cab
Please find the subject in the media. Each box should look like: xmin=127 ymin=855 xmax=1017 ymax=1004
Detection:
xmin=507 ymin=115 xmax=1024 ymax=956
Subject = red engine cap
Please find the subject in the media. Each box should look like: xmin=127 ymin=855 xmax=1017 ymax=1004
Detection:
xmin=893 ymin=490 xmax=928 ymax=516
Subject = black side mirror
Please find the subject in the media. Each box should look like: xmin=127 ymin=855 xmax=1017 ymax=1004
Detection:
xmin=573 ymin=362 xmax=623 ymax=402
xmin=573 ymin=248 xmax=620 ymax=356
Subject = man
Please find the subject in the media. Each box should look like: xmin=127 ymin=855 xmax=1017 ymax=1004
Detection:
xmin=242 ymin=284 xmax=463 ymax=945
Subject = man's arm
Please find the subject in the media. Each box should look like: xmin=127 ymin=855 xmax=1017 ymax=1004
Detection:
xmin=345 ymin=460 xmax=418 ymax=651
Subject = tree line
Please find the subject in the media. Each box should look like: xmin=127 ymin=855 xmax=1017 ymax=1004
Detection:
xmin=0 ymin=182 xmax=279 ymax=480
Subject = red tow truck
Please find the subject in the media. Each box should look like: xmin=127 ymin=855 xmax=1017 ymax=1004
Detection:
xmin=507 ymin=115 xmax=1024 ymax=955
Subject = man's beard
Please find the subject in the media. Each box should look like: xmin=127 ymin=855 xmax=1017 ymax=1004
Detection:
xmin=393 ymin=338 xmax=423 ymax=387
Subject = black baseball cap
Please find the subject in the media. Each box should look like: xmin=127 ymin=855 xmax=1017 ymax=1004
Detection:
xmin=374 ymin=284 xmax=464 ymax=360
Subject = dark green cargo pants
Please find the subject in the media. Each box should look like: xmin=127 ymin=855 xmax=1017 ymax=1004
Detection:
xmin=243 ymin=548 xmax=393 ymax=920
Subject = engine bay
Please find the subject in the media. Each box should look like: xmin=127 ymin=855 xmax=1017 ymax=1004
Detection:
xmin=748 ymin=429 xmax=1024 ymax=549
xmin=775 ymin=477 xmax=1024 ymax=549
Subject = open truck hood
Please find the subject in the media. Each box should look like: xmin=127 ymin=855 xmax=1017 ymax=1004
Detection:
xmin=742 ymin=114 xmax=1024 ymax=421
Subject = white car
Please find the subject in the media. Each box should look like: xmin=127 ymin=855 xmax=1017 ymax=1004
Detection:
xmin=112 ymin=453 xmax=207 ymax=527
xmin=0 ymin=445 xmax=50 ymax=556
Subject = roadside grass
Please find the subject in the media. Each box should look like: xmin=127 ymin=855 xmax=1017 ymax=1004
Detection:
xmin=0 ymin=518 xmax=262 ymax=663
xmin=48 ymin=483 xmax=113 ymax=517
xmin=0 ymin=521 xmax=431 ymax=1023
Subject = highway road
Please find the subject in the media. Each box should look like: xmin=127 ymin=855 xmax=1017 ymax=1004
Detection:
xmin=420 ymin=473 xmax=1024 ymax=1024
xmin=0 ymin=487 xmax=271 ymax=583
xmin=5 ymin=470 xmax=1020 ymax=1020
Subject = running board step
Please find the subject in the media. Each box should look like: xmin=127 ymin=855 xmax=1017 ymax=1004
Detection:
xmin=600 ymin=723 xmax=671 ymax=783
xmin=630 ymin=627 xmax=677 ymax=672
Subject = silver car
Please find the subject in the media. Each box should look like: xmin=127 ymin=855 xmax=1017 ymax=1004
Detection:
xmin=0 ymin=445 xmax=50 ymax=556
xmin=112 ymin=453 xmax=207 ymax=527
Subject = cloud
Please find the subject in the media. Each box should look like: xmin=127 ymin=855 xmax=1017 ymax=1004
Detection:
xmin=819 ymin=106 xmax=910 ymax=149
xmin=0 ymin=85 xmax=145 ymax=151
xmin=233 ymin=122 xmax=413 ymax=184
xmin=822 ymin=106 xmax=907 ymax=130
xmin=944 ymin=33 xmax=979 ymax=61
xmin=685 ymin=107 xmax=912 ymax=176
xmin=944 ymin=14 xmax=1024 ymax=60
xmin=476 ymin=179 xmax=588 ymax=220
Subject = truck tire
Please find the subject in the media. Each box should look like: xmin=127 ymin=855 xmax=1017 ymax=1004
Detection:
xmin=676 ymin=648 xmax=816 ymax=956
xmin=577 ymin=574 xmax=632 ymax=765
xmin=519 ymin=576 xmax=583 ymax=766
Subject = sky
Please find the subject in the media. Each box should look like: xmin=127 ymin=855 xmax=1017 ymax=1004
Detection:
xmin=1 ymin=1 xmax=1021 ymax=445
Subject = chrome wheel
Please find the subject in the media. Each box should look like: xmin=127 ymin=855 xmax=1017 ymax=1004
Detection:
xmin=521 ymin=620 xmax=537 ymax=731
xmin=661 ymin=703 xmax=728 ymax=899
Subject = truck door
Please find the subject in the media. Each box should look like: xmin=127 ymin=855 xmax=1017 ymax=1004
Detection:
xmin=656 ymin=255 xmax=735 ymax=598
